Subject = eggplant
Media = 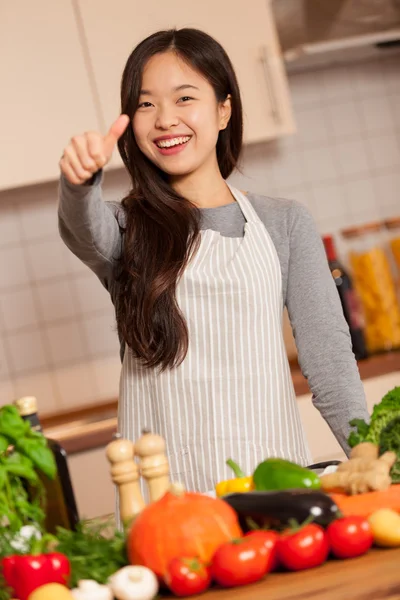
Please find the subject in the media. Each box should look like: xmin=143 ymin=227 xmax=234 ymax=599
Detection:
xmin=223 ymin=489 xmax=340 ymax=531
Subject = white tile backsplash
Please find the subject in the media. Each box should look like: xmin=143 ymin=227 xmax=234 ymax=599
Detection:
xmin=0 ymin=337 xmax=11 ymax=380
xmin=18 ymin=196 xmax=57 ymax=241
xmin=91 ymin=356 xmax=120 ymax=402
xmin=289 ymin=71 xmax=323 ymax=108
xmin=328 ymin=101 xmax=363 ymax=139
xmin=352 ymin=61 xmax=386 ymax=98
xmin=333 ymin=139 xmax=370 ymax=177
xmin=271 ymin=150 xmax=307 ymax=188
xmin=72 ymin=273 xmax=111 ymax=314
xmin=36 ymin=279 xmax=77 ymax=323
xmin=82 ymin=311 xmax=120 ymax=357
xmin=0 ymin=246 xmax=29 ymax=288
xmin=302 ymin=146 xmax=338 ymax=183
xmin=45 ymin=321 xmax=86 ymax=364
xmin=27 ymin=239 xmax=69 ymax=281
xmin=311 ymin=183 xmax=347 ymax=222
xmin=0 ymin=286 xmax=38 ymax=331
xmin=320 ymin=66 xmax=353 ymax=102
xmin=372 ymin=172 xmax=400 ymax=208
xmin=382 ymin=56 xmax=400 ymax=94
xmin=360 ymin=95 xmax=394 ymax=134
xmin=390 ymin=93 xmax=400 ymax=128
xmin=343 ymin=178 xmax=378 ymax=218
xmin=0 ymin=52 xmax=399 ymax=411
xmin=295 ymin=105 xmax=330 ymax=146
xmin=0 ymin=204 xmax=21 ymax=247
xmin=365 ymin=134 xmax=400 ymax=170
xmin=7 ymin=328 xmax=48 ymax=374
xmin=54 ymin=362 xmax=98 ymax=410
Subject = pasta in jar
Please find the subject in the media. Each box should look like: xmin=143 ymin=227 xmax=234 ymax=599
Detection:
xmin=341 ymin=223 xmax=400 ymax=353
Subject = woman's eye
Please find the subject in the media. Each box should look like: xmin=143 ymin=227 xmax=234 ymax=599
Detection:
xmin=137 ymin=102 xmax=153 ymax=109
xmin=178 ymin=96 xmax=194 ymax=103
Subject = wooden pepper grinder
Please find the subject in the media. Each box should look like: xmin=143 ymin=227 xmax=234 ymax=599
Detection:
xmin=106 ymin=435 xmax=145 ymax=523
xmin=135 ymin=429 xmax=170 ymax=503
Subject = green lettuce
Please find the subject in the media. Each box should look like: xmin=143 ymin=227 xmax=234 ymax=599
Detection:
xmin=347 ymin=386 xmax=400 ymax=481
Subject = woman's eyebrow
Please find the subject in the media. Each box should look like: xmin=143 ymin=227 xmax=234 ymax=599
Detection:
xmin=139 ymin=84 xmax=200 ymax=96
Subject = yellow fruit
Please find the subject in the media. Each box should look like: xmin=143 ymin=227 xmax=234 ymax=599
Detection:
xmin=28 ymin=583 xmax=74 ymax=600
xmin=368 ymin=508 xmax=400 ymax=547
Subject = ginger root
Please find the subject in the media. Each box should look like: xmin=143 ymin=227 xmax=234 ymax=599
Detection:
xmin=320 ymin=442 xmax=397 ymax=495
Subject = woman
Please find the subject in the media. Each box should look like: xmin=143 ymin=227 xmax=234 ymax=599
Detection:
xmin=58 ymin=28 xmax=369 ymax=493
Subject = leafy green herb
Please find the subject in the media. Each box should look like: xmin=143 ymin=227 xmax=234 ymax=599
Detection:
xmin=348 ymin=387 xmax=400 ymax=483
xmin=379 ymin=415 xmax=400 ymax=483
xmin=0 ymin=406 xmax=27 ymax=442
xmin=0 ymin=404 xmax=57 ymax=533
xmin=16 ymin=438 xmax=56 ymax=479
xmin=348 ymin=387 xmax=400 ymax=448
xmin=55 ymin=520 xmax=128 ymax=587
xmin=0 ymin=572 xmax=12 ymax=600
xmin=348 ymin=418 xmax=370 ymax=448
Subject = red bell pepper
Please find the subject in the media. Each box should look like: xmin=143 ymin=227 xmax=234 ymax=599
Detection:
xmin=2 ymin=552 xmax=70 ymax=600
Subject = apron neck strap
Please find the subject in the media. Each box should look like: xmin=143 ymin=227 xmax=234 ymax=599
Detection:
xmin=227 ymin=184 xmax=260 ymax=224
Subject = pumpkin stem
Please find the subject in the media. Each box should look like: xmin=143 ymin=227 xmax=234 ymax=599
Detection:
xmin=169 ymin=482 xmax=186 ymax=497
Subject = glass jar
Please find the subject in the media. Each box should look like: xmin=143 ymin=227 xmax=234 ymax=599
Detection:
xmin=385 ymin=217 xmax=400 ymax=279
xmin=341 ymin=222 xmax=400 ymax=354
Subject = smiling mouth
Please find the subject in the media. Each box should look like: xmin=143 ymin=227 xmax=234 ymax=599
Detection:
xmin=155 ymin=136 xmax=191 ymax=148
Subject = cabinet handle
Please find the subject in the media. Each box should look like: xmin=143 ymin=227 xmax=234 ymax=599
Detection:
xmin=261 ymin=46 xmax=281 ymax=126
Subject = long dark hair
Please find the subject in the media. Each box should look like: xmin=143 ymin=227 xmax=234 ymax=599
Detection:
xmin=116 ymin=28 xmax=243 ymax=371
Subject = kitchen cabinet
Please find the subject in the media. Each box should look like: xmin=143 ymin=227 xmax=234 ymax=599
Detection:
xmin=0 ymin=1 xmax=101 ymax=191
xmin=77 ymin=0 xmax=295 ymax=169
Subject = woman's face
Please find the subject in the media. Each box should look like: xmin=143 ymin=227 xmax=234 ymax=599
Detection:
xmin=132 ymin=51 xmax=231 ymax=178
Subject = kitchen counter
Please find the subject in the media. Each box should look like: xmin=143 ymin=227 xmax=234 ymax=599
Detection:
xmin=42 ymin=351 xmax=400 ymax=456
xmin=178 ymin=548 xmax=400 ymax=600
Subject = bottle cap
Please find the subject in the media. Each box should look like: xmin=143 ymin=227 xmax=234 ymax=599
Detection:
xmin=14 ymin=396 xmax=38 ymax=416
xmin=322 ymin=235 xmax=337 ymax=262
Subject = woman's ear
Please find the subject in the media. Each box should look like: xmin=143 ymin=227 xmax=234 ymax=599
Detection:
xmin=219 ymin=94 xmax=232 ymax=130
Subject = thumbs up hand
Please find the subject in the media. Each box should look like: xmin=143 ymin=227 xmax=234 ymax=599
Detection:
xmin=59 ymin=114 xmax=130 ymax=185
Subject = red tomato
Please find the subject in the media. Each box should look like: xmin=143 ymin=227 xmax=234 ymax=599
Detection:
xmin=277 ymin=524 xmax=330 ymax=571
xmin=244 ymin=530 xmax=279 ymax=572
xmin=165 ymin=557 xmax=212 ymax=597
xmin=327 ymin=516 xmax=373 ymax=559
xmin=211 ymin=537 xmax=267 ymax=587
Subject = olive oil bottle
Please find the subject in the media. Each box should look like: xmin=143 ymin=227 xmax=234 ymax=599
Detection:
xmin=14 ymin=396 xmax=79 ymax=533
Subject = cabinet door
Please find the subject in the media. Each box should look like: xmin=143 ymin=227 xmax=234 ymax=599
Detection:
xmin=0 ymin=1 xmax=101 ymax=190
xmin=77 ymin=0 xmax=295 ymax=168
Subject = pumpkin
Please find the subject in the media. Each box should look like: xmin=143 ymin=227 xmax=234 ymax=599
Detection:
xmin=127 ymin=483 xmax=242 ymax=578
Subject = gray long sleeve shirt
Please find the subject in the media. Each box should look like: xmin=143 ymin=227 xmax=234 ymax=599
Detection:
xmin=58 ymin=172 xmax=370 ymax=455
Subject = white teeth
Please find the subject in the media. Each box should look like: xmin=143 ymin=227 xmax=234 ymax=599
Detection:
xmin=156 ymin=136 xmax=191 ymax=148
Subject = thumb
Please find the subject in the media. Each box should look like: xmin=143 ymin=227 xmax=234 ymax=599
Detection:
xmin=104 ymin=114 xmax=130 ymax=155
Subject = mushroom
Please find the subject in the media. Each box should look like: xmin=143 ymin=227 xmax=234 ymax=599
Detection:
xmin=108 ymin=566 xmax=159 ymax=600
xmin=71 ymin=580 xmax=113 ymax=600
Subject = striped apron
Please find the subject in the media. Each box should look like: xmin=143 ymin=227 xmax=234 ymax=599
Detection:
xmin=118 ymin=185 xmax=312 ymax=494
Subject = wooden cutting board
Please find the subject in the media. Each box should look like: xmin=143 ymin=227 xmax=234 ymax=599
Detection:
xmin=166 ymin=548 xmax=400 ymax=600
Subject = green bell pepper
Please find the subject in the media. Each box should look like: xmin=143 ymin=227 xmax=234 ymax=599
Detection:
xmin=253 ymin=458 xmax=321 ymax=491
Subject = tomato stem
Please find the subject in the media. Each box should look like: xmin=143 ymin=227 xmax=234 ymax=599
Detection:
xmin=288 ymin=514 xmax=315 ymax=533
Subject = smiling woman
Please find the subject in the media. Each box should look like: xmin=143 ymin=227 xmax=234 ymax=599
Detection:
xmin=58 ymin=27 xmax=370 ymax=499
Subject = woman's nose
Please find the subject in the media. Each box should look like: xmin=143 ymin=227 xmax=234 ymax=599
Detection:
xmin=155 ymin=105 xmax=179 ymax=130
